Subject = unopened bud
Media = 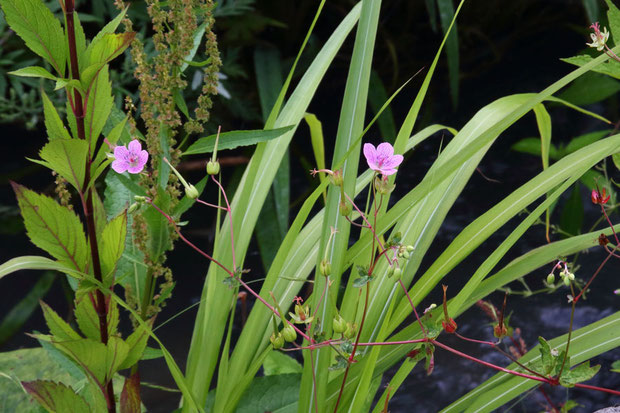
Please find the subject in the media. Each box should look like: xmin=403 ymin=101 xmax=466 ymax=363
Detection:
xmin=406 ymin=245 xmax=414 ymax=252
xmin=344 ymin=322 xmax=358 ymax=340
xmin=185 ymin=184 xmax=199 ymax=199
xmin=134 ymin=195 xmax=147 ymax=203
xmin=282 ymin=324 xmax=297 ymax=342
xmin=568 ymin=272 xmax=575 ymax=281
xmin=320 ymin=259 xmax=331 ymax=277
xmin=386 ymin=266 xmax=395 ymax=277
xmin=207 ymin=159 xmax=220 ymax=175
xmin=546 ymin=273 xmax=555 ymax=285
xmin=339 ymin=201 xmax=351 ymax=217
xmin=402 ymin=251 xmax=410 ymax=260
xmin=270 ymin=332 xmax=284 ymax=349
xmin=563 ymin=276 xmax=571 ymax=287
xmin=333 ymin=314 xmax=347 ymax=334
xmin=393 ymin=267 xmax=402 ymax=281
xmin=331 ymin=169 xmax=344 ymax=187
xmin=127 ymin=202 xmax=140 ymax=214
xmin=374 ymin=176 xmax=395 ymax=195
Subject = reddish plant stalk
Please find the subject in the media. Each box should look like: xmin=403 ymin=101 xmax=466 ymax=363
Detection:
xmin=64 ymin=0 xmax=115 ymax=411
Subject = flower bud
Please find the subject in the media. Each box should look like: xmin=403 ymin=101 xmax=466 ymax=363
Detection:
xmin=339 ymin=201 xmax=351 ymax=217
xmin=333 ymin=314 xmax=347 ymax=334
xmin=546 ymin=273 xmax=555 ymax=285
xmin=402 ymin=251 xmax=410 ymax=260
xmin=134 ymin=195 xmax=147 ymax=203
xmin=393 ymin=267 xmax=402 ymax=281
xmin=320 ymin=259 xmax=331 ymax=277
xmin=406 ymin=245 xmax=414 ymax=252
xmin=331 ymin=169 xmax=344 ymax=187
xmin=344 ymin=322 xmax=358 ymax=340
xmin=563 ymin=276 xmax=571 ymax=287
xmin=386 ymin=265 xmax=395 ymax=277
xmin=270 ymin=332 xmax=284 ymax=349
xmin=207 ymin=159 xmax=220 ymax=175
xmin=127 ymin=202 xmax=140 ymax=214
xmin=568 ymin=272 xmax=575 ymax=281
xmin=282 ymin=324 xmax=297 ymax=342
xmin=374 ymin=176 xmax=395 ymax=195
xmin=185 ymin=184 xmax=199 ymax=199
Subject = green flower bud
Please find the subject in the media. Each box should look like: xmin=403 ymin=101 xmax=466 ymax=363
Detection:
xmin=185 ymin=184 xmax=199 ymax=199
xmin=393 ymin=268 xmax=402 ymax=281
xmin=333 ymin=314 xmax=347 ymax=334
xmin=331 ymin=169 xmax=344 ymax=187
xmin=568 ymin=272 xmax=575 ymax=281
xmin=127 ymin=202 xmax=140 ymax=214
xmin=386 ymin=266 xmax=395 ymax=277
xmin=402 ymin=251 xmax=410 ymax=260
xmin=320 ymin=259 xmax=331 ymax=277
xmin=344 ymin=322 xmax=358 ymax=340
xmin=563 ymin=276 xmax=571 ymax=287
xmin=546 ymin=273 xmax=555 ymax=285
xmin=134 ymin=195 xmax=147 ymax=203
xmin=406 ymin=245 xmax=414 ymax=252
xmin=339 ymin=201 xmax=352 ymax=217
xmin=270 ymin=332 xmax=284 ymax=349
xmin=207 ymin=159 xmax=220 ymax=175
xmin=282 ymin=324 xmax=297 ymax=342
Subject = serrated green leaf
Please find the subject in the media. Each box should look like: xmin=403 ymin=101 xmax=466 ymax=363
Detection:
xmin=352 ymin=275 xmax=372 ymax=288
xmin=118 ymin=324 xmax=150 ymax=370
xmin=8 ymin=65 xmax=56 ymax=80
xmin=263 ymin=351 xmax=303 ymax=376
xmin=35 ymin=139 xmax=89 ymax=192
xmin=74 ymin=293 xmax=119 ymax=342
xmin=53 ymin=336 xmax=129 ymax=385
xmin=22 ymin=380 xmax=91 ymax=412
xmin=0 ymin=0 xmax=66 ymax=75
xmin=100 ymin=212 xmax=127 ymax=283
xmin=537 ymin=336 xmax=554 ymax=375
xmin=54 ymin=78 xmax=83 ymax=93
xmin=12 ymin=183 xmax=88 ymax=272
xmin=82 ymin=32 xmax=136 ymax=91
xmin=120 ymin=372 xmax=141 ymax=413
xmin=183 ymin=125 xmax=295 ymax=155
xmin=559 ymin=361 xmax=600 ymax=387
xmin=84 ymin=65 xmax=113 ymax=151
xmin=605 ymin=0 xmax=620 ymax=45
xmin=561 ymin=55 xmax=620 ymax=80
xmin=557 ymin=72 xmax=620 ymax=106
xmin=42 ymin=90 xmax=71 ymax=140
xmin=142 ymin=187 xmax=171 ymax=260
xmin=41 ymin=301 xmax=81 ymax=341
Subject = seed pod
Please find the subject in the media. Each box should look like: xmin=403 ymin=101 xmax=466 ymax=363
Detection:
xmin=282 ymin=324 xmax=297 ymax=342
xmin=270 ymin=332 xmax=284 ymax=349
xmin=207 ymin=160 xmax=221 ymax=175
xmin=333 ymin=314 xmax=347 ymax=334
xmin=185 ymin=184 xmax=199 ymax=199
xmin=546 ymin=273 xmax=555 ymax=285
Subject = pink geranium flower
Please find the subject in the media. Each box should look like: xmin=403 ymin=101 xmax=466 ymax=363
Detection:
xmin=363 ymin=142 xmax=403 ymax=176
xmin=112 ymin=139 xmax=149 ymax=174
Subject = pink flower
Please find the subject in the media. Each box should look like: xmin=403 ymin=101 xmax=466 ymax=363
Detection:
xmin=112 ymin=139 xmax=149 ymax=174
xmin=363 ymin=142 xmax=403 ymax=176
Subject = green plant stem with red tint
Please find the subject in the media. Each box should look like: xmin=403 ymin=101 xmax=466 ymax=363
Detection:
xmin=64 ymin=0 xmax=115 ymax=410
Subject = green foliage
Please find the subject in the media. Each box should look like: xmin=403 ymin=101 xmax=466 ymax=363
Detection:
xmin=12 ymin=183 xmax=88 ymax=272
xmin=9 ymin=65 xmax=57 ymax=80
xmin=74 ymin=293 xmax=119 ymax=342
xmin=0 ymin=0 xmax=66 ymax=75
xmin=262 ymin=351 xmax=303 ymax=376
xmin=22 ymin=380 xmax=92 ymax=412
xmin=99 ymin=212 xmax=127 ymax=283
xmin=183 ymin=125 xmax=295 ymax=155
xmin=41 ymin=90 xmax=71 ymax=140
xmin=34 ymin=139 xmax=89 ymax=192
xmin=235 ymin=374 xmax=300 ymax=413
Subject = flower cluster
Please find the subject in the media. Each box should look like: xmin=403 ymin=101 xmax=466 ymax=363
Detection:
xmin=586 ymin=22 xmax=609 ymax=51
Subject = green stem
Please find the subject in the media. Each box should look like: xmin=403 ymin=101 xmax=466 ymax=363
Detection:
xmin=64 ymin=0 xmax=115 ymax=411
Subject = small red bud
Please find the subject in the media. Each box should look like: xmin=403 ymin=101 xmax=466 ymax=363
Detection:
xmin=442 ymin=318 xmax=458 ymax=333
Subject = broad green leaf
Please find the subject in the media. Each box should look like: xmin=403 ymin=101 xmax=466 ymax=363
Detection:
xmin=560 ymin=361 xmax=600 ymax=387
xmin=53 ymin=336 xmax=129 ymax=385
xmin=22 ymin=380 xmax=91 ymax=412
xmin=100 ymin=212 xmax=127 ymax=283
xmin=89 ymin=6 xmax=129 ymax=52
xmin=41 ymin=301 xmax=81 ymax=341
xmin=0 ymin=272 xmax=54 ymax=346
xmin=561 ymin=55 xmax=620 ymax=80
xmin=538 ymin=336 xmax=554 ymax=375
xmin=511 ymin=137 xmax=560 ymax=159
xmin=605 ymin=0 xmax=620 ymax=44
xmin=183 ymin=125 xmax=295 ymax=155
xmin=235 ymin=374 xmax=300 ymax=413
xmin=34 ymin=139 xmax=89 ymax=192
xmin=118 ymin=324 xmax=150 ymax=370
xmin=12 ymin=184 xmax=88 ymax=272
xmin=142 ymin=187 xmax=171 ymax=261
xmin=0 ymin=0 xmax=66 ymax=75
xmin=0 ymin=348 xmax=79 ymax=412
xmin=262 ymin=351 xmax=303 ymax=376
xmin=564 ymin=129 xmax=610 ymax=155
xmin=42 ymin=90 xmax=71 ymax=140
xmin=82 ymin=32 xmax=136 ymax=91
xmin=74 ymin=293 xmax=119 ymax=342
xmin=8 ymin=65 xmax=56 ymax=80
xmin=84 ymin=65 xmax=114 ymax=152
xmin=557 ymin=72 xmax=620 ymax=106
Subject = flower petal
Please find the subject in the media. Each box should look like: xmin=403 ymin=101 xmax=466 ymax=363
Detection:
xmin=380 ymin=168 xmax=398 ymax=176
xmin=363 ymin=143 xmax=379 ymax=169
xmin=382 ymin=154 xmax=403 ymax=169
xmin=128 ymin=139 xmax=142 ymax=154
xmin=111 ymin=159 xmax=128 ymax=173
xmin=376 ymin=142 xmax=394 ymax=158
xmin=114 ymin=145 xmax=129 ymax=160
xmin=137 ymin=149 xmax=149 ymax=167
xmin=127 ymin=164 xmax=144 ymax=174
